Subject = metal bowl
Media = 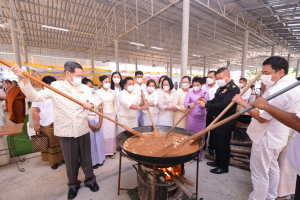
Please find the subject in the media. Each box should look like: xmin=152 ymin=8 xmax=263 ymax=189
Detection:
xmin=116 ymin=125 xmax=205 ymax=167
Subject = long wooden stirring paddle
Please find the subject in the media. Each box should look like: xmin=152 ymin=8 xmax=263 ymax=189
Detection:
xmin=0 ymin=58 xmax=143 ymax=137
xmin=141 ymin=90 xmax=160 ymax=137
xmin=190 ymin=71 xmax=263 ymax=145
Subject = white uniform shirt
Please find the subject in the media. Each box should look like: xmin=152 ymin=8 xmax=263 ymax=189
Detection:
xmin=31 ymin=98 xmax=54 ymax=126
xmin=95 ymin=88 xmax=117 ymax=114
xmin=173 ymin=88 xmax=188 ymax=110
xmin=247 ymin=75 xmax=300 ymax=149
xmin=287 ymin=111 xmax=300 ymax=176
xmin=157 ymin=89 xmax=176 ymax=111
xmin=0 ymin=89 xmax=6 ymax=97
xmin=114 ymin=85 xmax=122 ymax=107
xmin=19 ymin=80 xmax=95 ymax=138
xmin=133 ymin=83 xmax=146 ymax=101
xmin=119 ymin=90 xmax=140 ymax=122
xmin=202 ymin=83 xmax=219 ymax=100
xmin=88 ymin=92 xmax=102 ymax=115
xmin=239 ymin=87 xmax=251 ymax=102
xmin=142 ymin=90 xmax=159 ymax=114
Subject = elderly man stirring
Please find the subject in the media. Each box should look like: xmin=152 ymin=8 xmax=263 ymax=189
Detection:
xmin=11 ymin=61 xmax=99 ymax=200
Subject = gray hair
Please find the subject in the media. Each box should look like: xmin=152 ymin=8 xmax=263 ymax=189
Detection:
xmin=64 ymin=61 xmax=83 ymax=73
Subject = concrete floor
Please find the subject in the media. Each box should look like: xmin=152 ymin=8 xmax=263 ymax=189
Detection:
xmin=0 ymin=150 xmax=252 ymax=200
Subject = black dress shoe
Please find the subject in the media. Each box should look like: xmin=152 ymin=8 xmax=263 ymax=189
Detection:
xmin=93 ymin=165 xmax=98 ymax=169
xmin=68 ymin=186 xmax=80 ymax=200
xmin=210 ymin=167 xmax=228 ymax=174
xmin=51 ymin=164 xmax=58 ymax=170
xmin=207 ymin=162 xmax=218 ymax=167
xmin=98 ymin=163 xmax=103 ymax=167
xmin=209 ymin=149 xmax=215 ymax=156
xmin=86 ymin=182 xmax=99 ymax=192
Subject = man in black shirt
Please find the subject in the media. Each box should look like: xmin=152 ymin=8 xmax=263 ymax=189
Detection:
xmin=198 ymin=68 xmax=239 ymax=174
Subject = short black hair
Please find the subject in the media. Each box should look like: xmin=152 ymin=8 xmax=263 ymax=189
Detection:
xmin=99 ymin=75 xmax=109 ymax=83
xmin=158 ymin=75 xmax=168 ymax=86
xmin=297 ymin=76 xmax=300 ymax=81
xmin=146 ymin=79 xmax=156 ymax=87
xmin=251 ymin=85 xmax=255 ymax=89
xmin=182 ymin=76 xmax=191 ymax=82
xmin=42 ymin=76 xmax=56 ymax=85
xmin=64 ymin=61 xmax=83 ymax=73
xmin=192 ymin=76 xmax=203 ymax=85
xmin=135 ymin=71 xmax=143 ymax=76
xmin=239 ymin=77 xmax=247 ymax=83
xmin=262 ymin=56 xmax=289 ymax=75
xmin=123 ymin=77 xmax=134 ymax=85
xmin=4 ymin=80 xmax=13 ymax=85
xmin=216 ymin=67 xmax=229 ymax=75
xmin=162 ymin=77 xmax=174 ymax=90
xmin=82 ymin=77 xmax=93 ymax=85
xmin=202 ymin=76 xmax=207 ymax=84
xmin=12 ymin=80 xmax=18 ymax=86
xmin=207 ymin=71 xmax=216 ymax=77
xmin=111 ymin=71 xmax=124 ymax=90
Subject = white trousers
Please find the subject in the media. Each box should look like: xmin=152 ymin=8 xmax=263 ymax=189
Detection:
xmin=137 ymin=110 xmax=143 ymax=126
xmin=249 ymin=134 xmax=283 ymax=200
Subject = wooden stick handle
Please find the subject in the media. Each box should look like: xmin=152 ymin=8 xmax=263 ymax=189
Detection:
xmin=0 ymin=58 xmax=143 ymax=137
xmin=141 ymin=90 xmax=158 ymax=133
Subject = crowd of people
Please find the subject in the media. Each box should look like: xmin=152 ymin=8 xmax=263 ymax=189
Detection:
xmin=4 ymin=55 xmax=300 ymax=200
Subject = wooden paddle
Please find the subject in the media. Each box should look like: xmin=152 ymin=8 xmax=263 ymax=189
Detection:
xmin=164 ymin=92 xmax=206 ymax=139
xmin=141 ymin=90 xmax=160 ymax=137
xmin=0 ymin=58 xmax=143 ymax=137
xmin=189 ymin=71 xmax=263 ymax=145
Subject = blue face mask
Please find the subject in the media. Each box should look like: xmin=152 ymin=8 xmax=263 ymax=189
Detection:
xmin=3 ymin=86 xmax=5 ymax=89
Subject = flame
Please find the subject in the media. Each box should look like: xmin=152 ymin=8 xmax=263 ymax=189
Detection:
xmin=158 ymin=164 xmax=181 ymax=180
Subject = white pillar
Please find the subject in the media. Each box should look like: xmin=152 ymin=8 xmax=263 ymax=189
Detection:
xmin=271 ymin=44 xmax=275 ymax=56
xmin=241 ymin=29 xmax=249 ymax=78
xmin=203 ymin=57 xmax=207 ymax=76
xmin=296 ymin=60 xmax=300 ymax=78
xmin=135 ymin=59 xmax=138 ymax=71
xmin=170 ymin=51 xmax=173 ymax=80
xmin=167 ymin=62 xmax=169 ymax=76
xmin=91 ymin=54 xmax=94 ymax=69
xmin=9 ymin=19 xmax=22 ymax=82
xmin=288 ymin=53 xmax=291 ymax=66
xmin=114 ymin=39 xmax=119 ymax=71
xmin=227 ymin=61 xmax=230 ymax=68
xmin=180 ymin=0 xmax=190 ymax=80
xmin=190 ymin=66 xmax=192 ymax=75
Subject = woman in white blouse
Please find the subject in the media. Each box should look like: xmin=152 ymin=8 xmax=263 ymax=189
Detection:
xmin=158 ymin=77 xmax=177 ymax=126
xmin=95 ymin=75 xmax=118 ymax=159
xmin=118 ymin=77 xmax=148 ymax=133
xmin=173 ymin=76 xmax=191 ymax=129
xmin=110 ymin=71 xmax=124 ymax=108
xmin=143 ymin=79 xmax=159 ymax=126
xmin=156 ymin=75 xmax=168 ymax=94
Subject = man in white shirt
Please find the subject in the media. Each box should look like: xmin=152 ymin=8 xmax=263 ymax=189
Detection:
xmin=239 ymin=77 xmax=251 ymax=102
xmin=133 ymin=71 xmax=146 ymax=126
xmin=202 ymin=70 xmax=219 ymax=156
xmin=232 ymin=56 xmax=300 ymax=200
xmin=11 ymin=62 xmax=99 ymax=200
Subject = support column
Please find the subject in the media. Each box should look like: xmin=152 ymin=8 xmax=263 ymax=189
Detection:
xmin=114 ymin=39 xmax=119 ymax=71
xmin=23 ymin=46 xmax=30 ymax=73
xmin=167 ymin=62 xmax=169 ymax=76
xmin=180 ymin=0 xmax=190 ymax=80
xmin=227 ymin=61 xmax=230 ymax=68
xmin=170 ymin=51 xmax=173 ymax=80
xmin=203 ymin=57 xmax=207 ymax=76
xmin=296 ymin=60 xmax=300 ymax=78
xmin=190 ymin=66 xmax=192 ymax=76
xmin=135 ymin=59 xmax=138 ymax=71
xmin=271 ymin=44 xmax=275 ymax=56
xmin=241 ymin=29 xmax=249 ymax=78
xmin=288 ymin=53 xmax=291 ymax=65
xmin=9 ymin=19 xmax=22 ymax=82
xmin=91 ymin=54 xmax=94 ymax=69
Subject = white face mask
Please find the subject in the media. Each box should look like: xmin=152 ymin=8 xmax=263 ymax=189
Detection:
xmin=216 ymin=79 xmax=226 ymax=87
xmin=193 ymin=86 xmax=201 ymax=92
xmin=103 ymin=83 xmax=110 ymax=89
xmin=136 ymin=78 xmax=143 ymax=84
xmin=206 ymin=78 xmax=214 ymax=85
xmin=90 ymin=88 xmax=94 ymax=92
xmin=127 ymin=85 xmax=134 ymax=92
xmin=147 ymin=86 xmax=155 ymax=93
xmin=238 ymin=83 xmax=244 ymax=88
xmin=67 ymin=74 xmax=82 ymax=87
xmin=113 ymin=78 xmax=120 ymax=84
xmin=181 ymin=83 xmax=190 ymax=89
xmin=163 ymin=86 xmax=170 ymax=91
xmin=261 ymin=73 xmax=277 ymax=86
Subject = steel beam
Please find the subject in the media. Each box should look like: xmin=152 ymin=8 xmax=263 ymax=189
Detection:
xmin=271 ymin=44 xmax=275 ymax=56
xmin=181 ymin=0 xmax=190 ymax=80
xmin=203 ymin=56 xmax=207 ymax=76
xmin=239 ymin=0 xmax=298 ymax=12
xmin=9 ymin=19 xmax=22 ymax=82
xmin=241 ymin=29 xmax=249 ymax=78
xmin=296 ymin=60 xmax=300 ymax=78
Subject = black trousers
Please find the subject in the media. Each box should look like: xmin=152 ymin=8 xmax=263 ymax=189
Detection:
xmin=295 ymin=175 xmax=300 ymax=200
xmin=204 ymin=111 xmax=214 ymax=150
xmin=59 ymin=133 xmax=96 ymax=188
xmin=212 ymin=119 xmax=236 ymax=171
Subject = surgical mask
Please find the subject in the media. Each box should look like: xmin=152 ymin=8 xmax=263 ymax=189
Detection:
xmin=216 ymin=79 xmax=226 ymax=87
xmin=147 ymin=86 xmax=155 ymax=93
xmin=238 ymin=83 xmax=244 ymax=88
xmin=127 ymin=85 xmax=134 ymax=92
xmin=103 ymin=83 xmax=110 ymax=89
xmin=163 ymin=86 xmax=170 ymax=91
xmin=113 ymin=78 xmax=120 ymax=84
xmin=261 ymin=73 xmax=277 ymax=86
xmin=90 ymin=88 xmax=95 ymax=92
xmin=193 ymin=86 xmax=201 ymax=92
xmin=181 ymin=83 xmax=190 ymax=89
xmin=136 ymin=78 xmax=143 ymax=84
xmin=3 ymin=86 xmax=5 ymax=89
xmin=206 ymin=78 xmax=214 ymax=85
xmin=67 ymin=74 xmax=82 ymax=87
